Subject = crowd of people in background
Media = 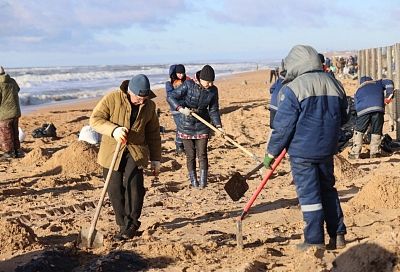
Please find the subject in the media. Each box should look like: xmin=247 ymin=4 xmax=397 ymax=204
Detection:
xmin=319 ymin=55 xmax=358 ymax=78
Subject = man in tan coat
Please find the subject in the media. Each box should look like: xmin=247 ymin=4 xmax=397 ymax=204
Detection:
xmin=0 ymin=66 xmax=22 ymax=161
xmin=90 ymin=74 xmax=161 ymax=240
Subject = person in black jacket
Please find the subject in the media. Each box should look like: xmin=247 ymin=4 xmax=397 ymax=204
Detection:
xmin=167 ymin=65 xmax=222 ymax=188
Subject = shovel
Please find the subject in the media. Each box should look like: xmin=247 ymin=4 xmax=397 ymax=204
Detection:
xmin=78 ymin=141 xmax=122 ymax=248
xmin=224 ymin=162 xmax=264 ymax=201
xmin=191 ymin=112 xmax=263 ymax=164
xmin=236 ymin=149 xmax=287 ymax=249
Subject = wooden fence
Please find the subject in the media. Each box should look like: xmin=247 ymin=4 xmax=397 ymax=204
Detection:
xmin=358 ymin=43 xmax=400 ymax=140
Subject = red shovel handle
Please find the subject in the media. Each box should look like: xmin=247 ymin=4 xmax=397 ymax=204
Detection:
xmin=238 ymin=149 xmax=287 ymax=221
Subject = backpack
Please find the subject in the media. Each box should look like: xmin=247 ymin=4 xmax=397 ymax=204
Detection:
xmin=32 ymin=123 xmax=57 ymax=138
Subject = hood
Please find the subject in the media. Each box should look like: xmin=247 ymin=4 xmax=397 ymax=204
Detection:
xmin=120 ymin=80 xmax=156 ymax=99
xmin=168 ymin=65 xmax=177 ymax=78
xmin=0 ymin=74 xmax=10 ymax=83
xmin=284 ymin=45 xmax=322 ymax=83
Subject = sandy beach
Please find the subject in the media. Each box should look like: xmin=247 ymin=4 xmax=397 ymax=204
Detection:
xmin=1 ymin=70 xmax=400 ymax=271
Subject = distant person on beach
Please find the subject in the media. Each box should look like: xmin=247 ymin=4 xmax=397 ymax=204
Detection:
xmin=0 ymin=66 xmax=23 ymax=161
xmin=268 ymin=67 xmax=279 ymax=83
xmin=90 ymin=74 xmax=161 ymax=241
xmin=348 ymin=76 xmax=394 ymax=159
xmin=167 ymin=65 xmax=222 ymax=189
xmin=165 ymin=64 xmax=190 ymax=154
xmin=318 ymin=53 xmax=335 ymax=78
xmin=264 ymin=45 xmax=348 ymax=251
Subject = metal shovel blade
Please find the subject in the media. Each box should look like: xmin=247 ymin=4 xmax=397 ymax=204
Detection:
xmin=78 ymin=226 xmax=104 ymax=249
xmin=224 ymin=162 xmax=264 ymax=201
xmin=224 ymin=172 xmax=249 ymax=202
xmin=236 ymin=220 xmax=244 ymax=249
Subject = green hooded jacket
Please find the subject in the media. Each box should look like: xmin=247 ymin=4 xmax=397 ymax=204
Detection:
xmin=0 ymin=74 xmax=21 ymax=121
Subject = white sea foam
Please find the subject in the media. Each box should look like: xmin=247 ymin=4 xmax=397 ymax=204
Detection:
xmin=9 ymin=62 xmax=277 ymax=107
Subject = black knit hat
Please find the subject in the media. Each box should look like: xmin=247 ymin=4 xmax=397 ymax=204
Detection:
xmin=200 ymin=65 xmax=215 ymax=81
xmin=175 ymin=64 xmax=185 ymax=74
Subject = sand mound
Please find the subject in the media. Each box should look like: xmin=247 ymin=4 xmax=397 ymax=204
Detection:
xmin=349 ymin=174 xmax=400 ymax=209
xmin=333 ymin=242 xmax=396 ymax=272
xmin=20 ymin=147 xmax=51 ymax=166
xmin=42 ymin=141 xmax=100 ymax=176
xmin=334 ymin=154 xmax=363 ymax=182
xmin=0 ymin=219 xmax=37 ymax=254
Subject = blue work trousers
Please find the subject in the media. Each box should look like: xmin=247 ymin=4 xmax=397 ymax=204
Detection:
xmin=290 ymin=156 xmax=346 ymax=244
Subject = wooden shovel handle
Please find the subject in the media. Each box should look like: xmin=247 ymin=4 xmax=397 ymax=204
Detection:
xmin=87 ymin=141 xmax=122 ymax=246
xmin=191 ymin=112 xmax=261 ymax=162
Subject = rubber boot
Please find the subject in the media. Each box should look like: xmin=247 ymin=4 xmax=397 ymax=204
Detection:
xmin=327 ymin=234 xmax=346 ymax=250
xmin=189 ymin=171 xmax=199 ymax=188
xmin=348 ymin=131 xmax=363 ymax=159
xmin=175 ymin=142 xmax=184 ymax=155
xmin=370 ymin=134 xmax=382 ymax=158
xmin=199 ymin=169 xmax=208 ymax=189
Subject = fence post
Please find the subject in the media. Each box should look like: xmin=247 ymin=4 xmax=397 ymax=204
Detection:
xmin=377 ymin=47 xmax=383 ymax=79
xmin=358 ymin=50 xmax=362 ymax=79
xmin=365 ymin=49 xmax=370 ymax=77
xmin=395 ymin=43 xmax=400 ymax=140
xmin=387 ymin=46 xmax=393 ymax=79
xmin=371 ymin=48 xmax=377 ymax=79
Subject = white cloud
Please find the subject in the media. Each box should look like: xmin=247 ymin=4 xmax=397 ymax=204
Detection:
xmin=0 ymin=0 xmax=189 ymax=50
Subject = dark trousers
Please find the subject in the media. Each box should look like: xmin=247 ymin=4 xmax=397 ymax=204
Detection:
xmin=103 ymin=152 xmax=145 ymax=231
xmin=355 ymin=112 xmax=384 ymax=135
xmin=0 ymin=118 xmax=20 ymax=153
xmin=172 ymin=113 xmax=183 ymax=148
xmin=290 ymin=156 xmax=346 ymax=244
xmin=182 ymin=138 xmax=208 ymax=172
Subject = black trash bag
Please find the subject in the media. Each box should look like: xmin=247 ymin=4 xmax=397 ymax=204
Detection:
xmin=338 ymin=96 xmax=356 ymax=153
xmin=381 ymin=134 xmax=393 ymax=153
xmin=32 ymin=123 xmax=57 ymax=138
xmin=380 ymin=134 xmax=400 ymax=153
xmin=338 ymin=128 xmax=353 ymax=153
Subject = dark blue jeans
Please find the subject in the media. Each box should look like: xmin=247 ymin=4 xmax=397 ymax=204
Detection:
xmin=172 ymin=113 xmax=184 ymax=148
xmin=355 ymin=112 xmax=384 ymax=135
xmin=290 ymin=156 xmax=346 ymax=244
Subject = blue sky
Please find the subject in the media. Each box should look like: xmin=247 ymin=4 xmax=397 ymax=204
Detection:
xmin=0 ymin=0 xmax=398 ymax=67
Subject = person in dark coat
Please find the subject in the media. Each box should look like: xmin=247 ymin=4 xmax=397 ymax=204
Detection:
xmin=268 ymin=69 xmax=286 ymax=129
xmin=167 ymin=65 xmax=222 ymax=188
xmin=264 ymin=45 xmax=348 ymax=251
xmin=165 ymin=64 xmax=190 ymax=154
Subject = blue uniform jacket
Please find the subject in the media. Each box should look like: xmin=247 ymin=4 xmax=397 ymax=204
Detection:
xmin=267 ymin=45 xmax=348 ymax=160
xmin=269 ymin=77 xmax=284 ymax=113
xmin=354 ymin=79 xmax=394 ymax=116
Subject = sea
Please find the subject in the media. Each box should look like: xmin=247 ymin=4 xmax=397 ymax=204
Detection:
xmin=8 ymin=62 xmax=279 ymax=112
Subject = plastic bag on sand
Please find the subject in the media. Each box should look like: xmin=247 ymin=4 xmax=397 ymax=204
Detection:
xmin=18 ymin=127 xmax=26 ymax=142
xmin=78 ymin=125 xmax=101 ymax=145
